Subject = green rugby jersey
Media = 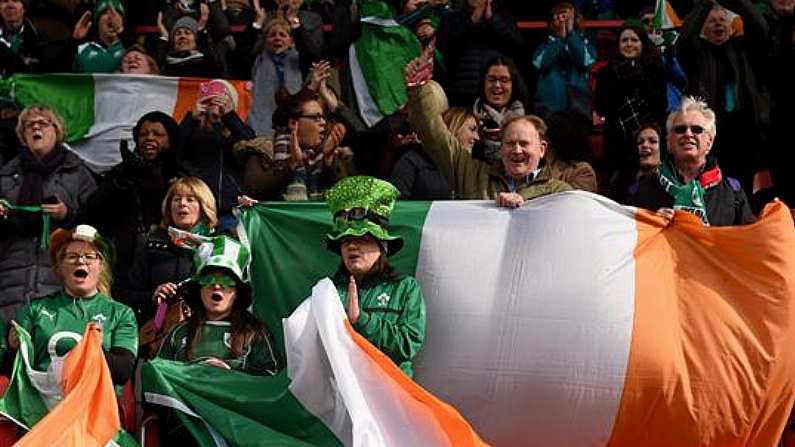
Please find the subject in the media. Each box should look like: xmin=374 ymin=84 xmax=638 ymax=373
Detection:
xmin=17 ymin=290 xmax=138 ymax=371
xmin=158 ymin=320 xmax=278 ymax=376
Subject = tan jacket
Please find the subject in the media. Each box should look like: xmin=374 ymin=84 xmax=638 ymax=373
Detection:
xmin=407 ymin=81 xmax=571 ymax=200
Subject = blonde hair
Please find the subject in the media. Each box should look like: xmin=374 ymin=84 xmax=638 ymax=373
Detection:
xmin=442 ymin=107 xmax=477 ymax=141
xmin=160 ymin=177 xmax=218 ymax=230
xmin=55 ymin=241 xmax=113 ymax=297
xmin=15 ymin=105 xmax=67 ymax=145
xmin=666 ymin=96 xmax=717 ymax=139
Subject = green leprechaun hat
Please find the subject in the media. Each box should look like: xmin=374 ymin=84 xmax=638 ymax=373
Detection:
xmin=188 ymin=235 xmax=253 ymax=308
xmin=326 ymin=176 xmax=403 ymax=256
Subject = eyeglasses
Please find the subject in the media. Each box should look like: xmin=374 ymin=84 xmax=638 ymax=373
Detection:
xmin=672 ymin=124 xmax=706 ymax=135
xmin=298 ymin=113 xmax=326 ymax=123
xmin=62 ymin=252 xmax=102 ymax=265
xmin=197 ymin=273 xmax=237 ymax=288
xmin=641 ymin=17 xmax=654 ymax=25
xmin=23 ymin=120 xmax=53 ymax=131
xmin=486 ymin=76 xmax=512 ymax=85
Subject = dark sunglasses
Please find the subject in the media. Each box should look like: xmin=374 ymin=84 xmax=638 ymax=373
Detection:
xmin=335 ymin=207 xmax=388 ymax=227
xmin=197 ymin=273 xmax=237 ymax=288
xmin=673 ymin=125 xmax=705 ymax=135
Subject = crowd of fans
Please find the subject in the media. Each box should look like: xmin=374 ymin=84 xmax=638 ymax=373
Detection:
xmin=0 ymin=0 xmax=793 ymax=443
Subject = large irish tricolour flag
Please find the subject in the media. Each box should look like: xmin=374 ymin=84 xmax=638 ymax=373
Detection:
xmin=143 ymin=192 xmax=795 ymax=446
xmin=0 ymin=74 xmax=251 ymax=172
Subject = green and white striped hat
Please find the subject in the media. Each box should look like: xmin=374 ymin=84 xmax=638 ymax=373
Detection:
xmin=192 ymin=236 xmax=251 ymax=284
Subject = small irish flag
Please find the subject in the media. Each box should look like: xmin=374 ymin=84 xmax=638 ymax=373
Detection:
xmin=653 ymin=0 xmax=683 ymax=31
xmin=0 ymin=73 xmax=251 ymax=172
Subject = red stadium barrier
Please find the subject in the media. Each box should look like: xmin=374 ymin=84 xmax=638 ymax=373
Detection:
xmin=133 ymin=19 xmax=625 ymax=35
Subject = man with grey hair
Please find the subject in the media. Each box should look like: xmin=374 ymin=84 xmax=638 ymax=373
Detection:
xmin=627 ymin=96 xmax=755 ymax=226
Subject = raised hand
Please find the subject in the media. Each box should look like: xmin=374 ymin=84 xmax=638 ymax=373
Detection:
xmin=347 ymin=275 xmax=360 ymax=323
xmin=73 ymin=11 xmax=93 ymax=40
xmin=198 ymin=3 xmax=210 ymax=31
xmin=404 ymin=46 xmax=434 ymax=88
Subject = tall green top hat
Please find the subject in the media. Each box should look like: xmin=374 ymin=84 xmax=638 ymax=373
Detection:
xmin=326 ymin=176 xmax=403 ymax=256
xmin=95 ymin=0 xmax=126 ymax=18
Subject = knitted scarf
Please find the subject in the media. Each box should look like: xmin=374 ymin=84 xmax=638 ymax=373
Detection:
xmin=657 ymin=159 xmax=709 ymax=225
xmin=11 ymin=145 xmax=67 ymax=240
xmin=472 ymin=97 xmax=525 ymax=166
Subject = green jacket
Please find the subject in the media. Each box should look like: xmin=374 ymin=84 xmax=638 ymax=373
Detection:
xmin=74 ymin=40 xmax=124 ymax=73
xmin=333 ymin=269 xmax=426 ymax=378
xmin=407 ymin=80 xmax=572 ymax=200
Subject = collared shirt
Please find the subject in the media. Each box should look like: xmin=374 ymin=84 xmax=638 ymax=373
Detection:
xmin=504 ymin=168 xmax=542 ymax=193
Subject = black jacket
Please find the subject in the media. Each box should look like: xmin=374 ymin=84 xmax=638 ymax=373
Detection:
xmin=435 ymin=9 xmax=524 ymax=107
xmin=627 ymin=160 xmax=755 ymax=227
xmin=677 ymin=0 xmax=770 ymax=131
xmin=0 ymin=18 xmax=44 ymax=76
xmin=121 ymin=227 xmax=196 ymax=322
xmin=178 ymin=112 xmax=255 ymax=214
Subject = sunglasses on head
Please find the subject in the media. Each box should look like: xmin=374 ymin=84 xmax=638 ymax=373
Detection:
xmin=673 ymin=125 xmax=706 ymax=135
xmin=197 ymin=273 xmax=237 ymax=288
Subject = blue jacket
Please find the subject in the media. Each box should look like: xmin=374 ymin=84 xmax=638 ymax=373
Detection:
xmin=532 ymin=31 xmax=596 ymax=118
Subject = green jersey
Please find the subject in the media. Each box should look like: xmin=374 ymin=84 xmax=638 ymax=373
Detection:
xmin=17 ymin=290 xmax=138 ymax=371
xmin=158 ymin=320 xmax=278 ymax=376
xmin=74 ymin=40 xmax=124 ymax=73
xmin=334 ymin=270 xmax=426 ymax=378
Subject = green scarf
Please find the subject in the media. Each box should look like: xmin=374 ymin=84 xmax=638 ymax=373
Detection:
xmin=0 ymin=199 xmax=51 ymax=248
xmin=657 ymin=160 xmax=709 ymax=225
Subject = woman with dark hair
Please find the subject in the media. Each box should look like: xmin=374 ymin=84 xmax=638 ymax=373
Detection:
xmin=83 ymin=111 xmax=182 ymax=301
xmin=158 ymin=235 xmax=277 ymax=374
xmin=594 ymin=21 xmax=667 ymax=198
xmin=157 ymin=235 xmax=277 ymax=444
xmin=472 ymin=55 xmax=530 ymax=166
xmin=324 ymin=176 xmax=426 ymax=378
xmin=236 ymin=88 xmax=348 ymax=201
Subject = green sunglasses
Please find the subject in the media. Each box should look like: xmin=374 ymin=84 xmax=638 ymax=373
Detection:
xmin=197 ymin=273 xmax=237 ymax=289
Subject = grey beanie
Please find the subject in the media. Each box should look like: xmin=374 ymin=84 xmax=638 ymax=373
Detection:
xmin=172 ymin=16 xmax=198 ymax=36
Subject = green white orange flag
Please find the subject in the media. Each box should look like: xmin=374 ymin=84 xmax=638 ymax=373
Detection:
xmin=653 ymin=0 xmax=683 ymax=31
xmin=0 ymin=323 xmax=137 ymax=446
xmin=0 ymin=74 xmax=252 ymax=172
xmin=144 ymin=192 xmax=795 ymax=445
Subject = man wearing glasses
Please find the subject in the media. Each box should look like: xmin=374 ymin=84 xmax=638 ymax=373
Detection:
xmin=627 ymin=96 xmax=755 ymax=226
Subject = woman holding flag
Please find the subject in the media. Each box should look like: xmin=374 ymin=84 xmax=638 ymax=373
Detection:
xmin=7 ymin=224 xmax=138 ymax=387
xmin=324 ymin=176 xmax=426 ymax=378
